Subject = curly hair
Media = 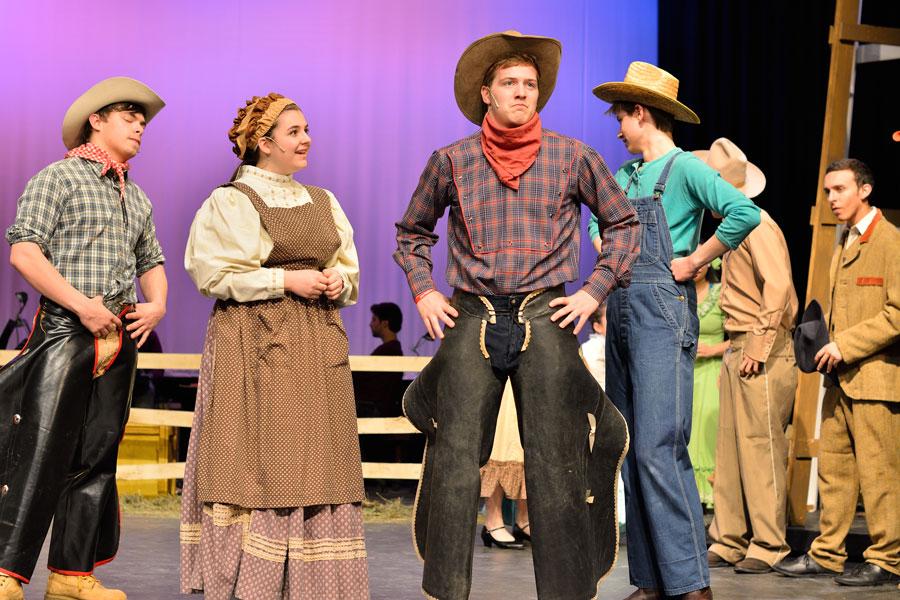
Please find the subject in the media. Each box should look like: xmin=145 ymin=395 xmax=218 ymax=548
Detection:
xmin=228 ymin=92 xmax=299 ymax=163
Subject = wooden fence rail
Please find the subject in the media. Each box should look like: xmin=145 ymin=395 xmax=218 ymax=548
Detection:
xmin=0 ymin=351 xmax=428 ymax=482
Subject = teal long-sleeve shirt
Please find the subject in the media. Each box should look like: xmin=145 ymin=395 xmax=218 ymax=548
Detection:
xmin=589 ymin=148 xmax=760 ymax=255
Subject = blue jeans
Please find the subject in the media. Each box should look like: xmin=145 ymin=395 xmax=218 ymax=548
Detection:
xmin=606 ymin=278 xmax=709 ymax=595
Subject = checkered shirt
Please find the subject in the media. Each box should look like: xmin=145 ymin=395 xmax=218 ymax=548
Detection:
xmin=6 ymin=157 xmax=165 ymax=310
xmin=394 ymin=130 xmax=639 ymax=302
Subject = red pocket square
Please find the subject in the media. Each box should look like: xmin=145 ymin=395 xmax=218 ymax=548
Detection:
xmin=856 ymin=276 xmax=884 ymax=286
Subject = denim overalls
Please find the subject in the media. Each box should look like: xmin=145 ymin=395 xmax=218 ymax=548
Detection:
xmin=605 ymin=152 xmax=710 ymax=595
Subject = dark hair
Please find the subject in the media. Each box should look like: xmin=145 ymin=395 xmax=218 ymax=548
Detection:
xmin=78 ymin=101 xmax=146 ymax=147
xmin=825 ymin=158 xmax=874 ymax=190
xmin=606 ymin=101 xmax=674 ymax=135
xmin=482 ymin=52 xmax=541 ymax=88
xmin=371 ymin=302 xmax=403 ymax=333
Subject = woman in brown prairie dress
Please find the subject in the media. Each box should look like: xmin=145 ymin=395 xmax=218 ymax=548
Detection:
xmin=180 ymin=93 xmax=368 ymax=599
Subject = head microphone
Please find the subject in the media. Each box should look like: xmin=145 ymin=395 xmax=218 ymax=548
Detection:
xmin=262 ymin=136 xmax=287 ymax=153
xmin=488 ymin=90 xmax=500 ymax=109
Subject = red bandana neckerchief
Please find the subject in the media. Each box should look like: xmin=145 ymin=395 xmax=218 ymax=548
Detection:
xmin=65 ymin=143 xmax=130 ymax=199
xmin=480 ymin=111 xmax=542 ymax=191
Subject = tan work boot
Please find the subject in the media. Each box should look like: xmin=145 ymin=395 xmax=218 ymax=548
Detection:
xmin=0 ymin=574 xmax=24 ymax=600
xmin=44 ymin=573 xmax=125 ymax=600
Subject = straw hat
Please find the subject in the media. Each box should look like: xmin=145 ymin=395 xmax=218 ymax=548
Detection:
xmin=692 ymin=137 xmax=766 ymax=198
xmin=593 ymin=61 xmax=699 ymax=124
xmin=62 ymin=77 xmax=165 ymax=149
xmin=454 ymin=30 xmax=561 ymax=126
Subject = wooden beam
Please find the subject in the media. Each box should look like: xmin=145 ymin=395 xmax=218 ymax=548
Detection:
xmin=1 ymin=350 xmax=431 ymax=373
xmin=836 ymin=22 xmax=900 ymax=46
xmin=115 ymin=461 xmax=423 ymax=481
xmin=788 ymin=0 xmax=859 ymax=526
xmin=357 ymin=417 xmax=419 ymax=434
xmin=361 ymin=462 xmax=422 ymax=480
xmin=128 ymin=407 xmax=195 ymax=428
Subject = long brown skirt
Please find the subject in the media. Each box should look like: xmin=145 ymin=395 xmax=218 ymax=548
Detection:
xmin=180 ymin=322 xmax=369 ymax=599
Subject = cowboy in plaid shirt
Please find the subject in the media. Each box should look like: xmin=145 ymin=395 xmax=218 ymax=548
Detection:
xmin=0 ymin=78 xmax=167 ymax=600
xmin=394 ymin=32 xmax=638 ymax=600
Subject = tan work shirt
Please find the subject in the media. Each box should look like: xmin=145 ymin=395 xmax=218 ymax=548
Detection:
xmin=720 ymin=210 xmax=798 ymax=362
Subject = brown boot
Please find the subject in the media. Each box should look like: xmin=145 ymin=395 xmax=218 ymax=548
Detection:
xmin=622 ymin=589 xmax=663 ymax=600
xmin=0 ymin=574 xmax=24 ymax=600
xmin=679 ymin=587 xmax=713 ymax=599
xmin=44 ymin=573 xmax=125 ymax=600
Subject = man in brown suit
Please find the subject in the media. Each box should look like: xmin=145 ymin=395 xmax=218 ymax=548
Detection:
xmin=696 ymin=139 xmax=799 ymax=575
xmin=774 ymin=158 xmax=899 ymax=587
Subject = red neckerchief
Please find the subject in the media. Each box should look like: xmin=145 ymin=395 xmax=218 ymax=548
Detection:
xmin=65 ymin=143 xmax=130 ymax=199
xmin=480 ymin=111 xmax=542 ymax=191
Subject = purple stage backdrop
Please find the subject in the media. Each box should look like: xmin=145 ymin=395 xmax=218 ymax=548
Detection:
xmin=0 ymin=0 xmax=657 ymax=356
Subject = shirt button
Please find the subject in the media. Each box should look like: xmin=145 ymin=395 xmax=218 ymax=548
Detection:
xmin=12 ymin=414 xmax=21 ymax=425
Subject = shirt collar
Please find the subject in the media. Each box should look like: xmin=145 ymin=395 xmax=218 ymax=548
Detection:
xmin=237 ymin=164 xmax=298 ymax=188
xmin=624 ymin=147 xmax=681 ymax=176
xmin=851 ymin=206 xmax=878 ymax=237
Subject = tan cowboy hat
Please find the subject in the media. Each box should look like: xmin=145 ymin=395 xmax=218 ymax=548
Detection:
xmin=593 ymin=61 xmax=699 ymax=124
xmin=692 ymin=137 xmax=766 ymax=198
xmin=454 ymin=30 xmax=561 ymax=126
xmin=62 ymin=77 xmax=165 ymax=149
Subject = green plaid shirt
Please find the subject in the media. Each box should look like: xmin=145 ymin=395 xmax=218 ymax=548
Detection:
xmin=6 ymin=157 xmax=165 ymax=310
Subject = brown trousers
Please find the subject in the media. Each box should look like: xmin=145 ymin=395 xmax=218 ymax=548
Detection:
xmin=809 ymin=387 xmax=900 ymax=575
xmin=708 ymin=331 xmax=796 ymax=566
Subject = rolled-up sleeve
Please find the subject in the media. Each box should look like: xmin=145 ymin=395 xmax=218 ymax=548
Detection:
xmin=577 ymin=145 xmax=640 ymax=302
xmin=393 ymin=151 xmax=451 ymax=298
xmin=184 ymin=187 xmax=284 ymax=302
xmin=134 ymin=192 xmax=166 ymax=275
xmin=323 ymin=190 xmax=360 ymax=307
xmin=5 ymin=168 xmax=67 ymax=252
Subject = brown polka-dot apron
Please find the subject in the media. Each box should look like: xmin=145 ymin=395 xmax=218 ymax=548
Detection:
xmin=195 ymin=182 xmax=364 ymax=508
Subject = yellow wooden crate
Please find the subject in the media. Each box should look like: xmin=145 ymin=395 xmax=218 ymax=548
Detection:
xmin=116 ymin=424 xmax=178 ymax=497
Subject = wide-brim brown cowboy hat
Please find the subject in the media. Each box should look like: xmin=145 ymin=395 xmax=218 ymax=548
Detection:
xmin=62 ymin=77 xmax=165 ymax=150
xmin=593 ymin=61 xmax=699 ymax=124
xmin=693 ymin=137 xmax=766 ymax=198
xmin=454 ymin=30 xmax=561 ymax=126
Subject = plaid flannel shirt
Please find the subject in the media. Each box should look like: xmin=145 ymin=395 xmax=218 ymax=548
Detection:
xmin=6 ymin=157 xmax=165 ymax=310
xmin=394 ymin=130 xmax=639 ymax=302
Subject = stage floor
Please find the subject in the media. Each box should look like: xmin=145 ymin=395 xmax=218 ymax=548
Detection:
xmin=22 ymin=516 xmax=897 ymax=599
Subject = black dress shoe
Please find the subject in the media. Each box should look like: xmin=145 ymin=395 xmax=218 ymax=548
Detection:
xmin=512 ymin=522 xmax=531 ymax=543
xmin=772 ymin=554 xmax=840 ymax=577
xmin=480 ymin=525 xmax=524 ymax=549
xmin=834 ymin=562 xmax=900 ymax=586
xmin=734 ymin=557 xmax=771 ymax=574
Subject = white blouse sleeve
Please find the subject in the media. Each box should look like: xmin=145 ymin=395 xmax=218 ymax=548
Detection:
xmin=184 ymin=186 xmax=284 ymax=302
xmin=322 ymin=190 xmax=360 ymax=307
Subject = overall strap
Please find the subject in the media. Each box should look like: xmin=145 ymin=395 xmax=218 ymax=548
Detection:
xmin=652 ymin=151 xmax=684 ymax=200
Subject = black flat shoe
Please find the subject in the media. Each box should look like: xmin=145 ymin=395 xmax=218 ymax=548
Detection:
xmin=481 ymin=525 xmax=524 ymax=549
xmin=512 ymin=522 xmax=531 ymax=543
xmin=772 ymin=554 xmax=840 ymax=577
xmin=834 ymin=562 xmax=900 ymax=586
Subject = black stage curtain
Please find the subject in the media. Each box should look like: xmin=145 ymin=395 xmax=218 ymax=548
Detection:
xmin=659 ymin=0 xmax=898 ymax=306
